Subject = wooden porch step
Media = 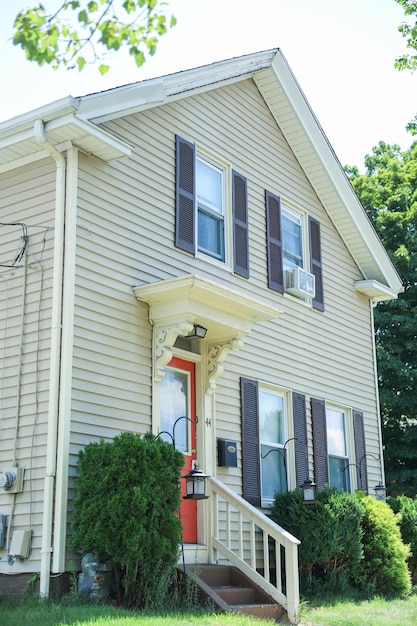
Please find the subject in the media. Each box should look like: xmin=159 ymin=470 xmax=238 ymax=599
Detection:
xmin=181 ymin=564 xmax=285 ymax=622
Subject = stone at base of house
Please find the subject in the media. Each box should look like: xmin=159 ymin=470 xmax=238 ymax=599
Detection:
xmin=0 ymin=572 xmax=72 ymax=597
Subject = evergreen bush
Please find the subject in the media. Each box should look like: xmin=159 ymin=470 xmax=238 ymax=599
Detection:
xmin=352 ymin=495 xmax=411 ymax=597
xmin=70 ymin=431 xmax=184 ymax=608
xmin=269 ymin=487 xmax=364 ymax=592
xmin=387 ymin=494 xmax=417 ymax=583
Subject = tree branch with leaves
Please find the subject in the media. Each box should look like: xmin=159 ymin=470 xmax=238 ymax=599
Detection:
xmin=395 ymin=0 xmax=417 ymax=133
xmin=12 ymin=0 xmax=176 ymax=75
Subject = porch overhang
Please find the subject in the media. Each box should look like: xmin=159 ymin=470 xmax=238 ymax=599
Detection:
xmin=133 ymin=274 xmax=282 ymax=344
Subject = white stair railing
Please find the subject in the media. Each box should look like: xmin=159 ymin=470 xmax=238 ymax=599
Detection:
xmin=208 ymin=476 xmax=300 ymax=625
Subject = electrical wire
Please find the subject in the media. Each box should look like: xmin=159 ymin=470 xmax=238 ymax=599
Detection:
xmin=0 ymin=222 xmax=28 ymax=268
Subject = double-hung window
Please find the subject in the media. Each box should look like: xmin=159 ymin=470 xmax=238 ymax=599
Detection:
xmin=259 ymin=387 xmax=288 ymax=503
xmin=282 ymin=208 xmax=303 ymax=269
xmin=311 ymin=397 xmax=368 ymax=492
xmin=241 ymin=378 xmax=309 ymax=508
xmin=175 ymin=135 xmax=249 ymax=278
xmin=196 ymin=157 xmax=225 ymax=262
xmin=326 ymin=406 xmax=351 ymax=491
xmin=265 ymin=190 xmax=324 ymax=310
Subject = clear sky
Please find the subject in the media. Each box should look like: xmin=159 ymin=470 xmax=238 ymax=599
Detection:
xmin=1 ymin=0 xmax=416 ymax=168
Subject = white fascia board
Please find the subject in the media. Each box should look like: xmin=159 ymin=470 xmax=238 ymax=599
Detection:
xmin=268 ymin=50 xmax=403 ymax=295
xmin=0 ymin=96 xmax=79 ymax=133
xmin=78 ymin=49 xmax=278 ymax=124
xmin=76 ymin=80 xmax=167 ymax=122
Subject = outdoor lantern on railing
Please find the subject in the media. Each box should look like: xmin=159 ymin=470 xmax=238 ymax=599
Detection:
xmin=374 ymin=483 xmax=387 ymax=502
xmin=183 ymin=460 xmax=209 ymax=500
xmin=301 ymin=477 xmax=317 ymax=504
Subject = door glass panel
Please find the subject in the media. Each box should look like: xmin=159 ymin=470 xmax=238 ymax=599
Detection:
xmin=160 ymin=368 xmax=189 ymax=453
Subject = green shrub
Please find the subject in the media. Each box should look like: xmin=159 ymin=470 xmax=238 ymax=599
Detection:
xmin=387 ymin=494 xmax=417 ymax=583
xmin=71 ymin=431 xmax=184 ymax=608
xmin=352 ymin=495 xmax=411 ymax=597
xmin=269 ymin=487 xmax=364 ymax=593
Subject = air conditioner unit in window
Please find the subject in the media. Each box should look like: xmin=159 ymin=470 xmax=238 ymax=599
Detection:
xmin=284 ymin=266 xmax=315 ymax=299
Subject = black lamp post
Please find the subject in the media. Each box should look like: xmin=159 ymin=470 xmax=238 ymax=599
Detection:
xmin=183 ymin=460 xmax=209 ymax=500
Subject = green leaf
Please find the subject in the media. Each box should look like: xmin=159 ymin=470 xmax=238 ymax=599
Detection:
xmin=76 ymin=55 xmax=86 ymax=71
xmin=98 ymin=63 xmax=110 ymax=74
xmin=78 ymin=9 xmax=89 ymax=24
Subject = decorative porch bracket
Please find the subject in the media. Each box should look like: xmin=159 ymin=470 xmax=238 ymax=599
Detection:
xmin=207 ymin=337 xmax=244 ymax=394
xmin=154 ymin=321 xmax=194 ymax=382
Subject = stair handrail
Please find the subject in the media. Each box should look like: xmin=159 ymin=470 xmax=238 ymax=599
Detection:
xmin=208 ymin=476 xmax=300 ymax=625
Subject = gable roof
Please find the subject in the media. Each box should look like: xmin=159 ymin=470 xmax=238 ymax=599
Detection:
xmin=0 ymin=48 xmax=402 ymax=299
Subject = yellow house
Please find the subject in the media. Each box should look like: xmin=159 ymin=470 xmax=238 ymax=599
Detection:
xmin=0 ymin=49 xmax=402 ymax=623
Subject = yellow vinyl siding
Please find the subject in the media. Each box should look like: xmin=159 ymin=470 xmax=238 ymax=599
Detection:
xmin=0 ymin=158 xmax=55 ymax=574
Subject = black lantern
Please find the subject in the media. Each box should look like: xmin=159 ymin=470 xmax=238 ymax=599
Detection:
xmin=301 ymin=477 xmax=316 ymax=504
xmin=183 ymin=461 xmax=209 ymax=500
xmin=374 ymin=483 xmax=387 ymax=502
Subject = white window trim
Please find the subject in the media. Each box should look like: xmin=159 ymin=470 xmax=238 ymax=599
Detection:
xmin=282 ymin=204 xmax=309 ymax=267
xmin=326 ymin=403 xmax=356 ymax=491
xmin=259 ymin=382 xmax=294 ymax=507
xmin=195 ymin=147 xmax=232 ymax=270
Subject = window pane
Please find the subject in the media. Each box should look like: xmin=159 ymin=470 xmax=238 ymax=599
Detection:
xmin=198 ymin=210 xmax=224 ymax=260
xmin=160 ymin=369 xmax=189 ymax=452
xmin=197 ymin=159 xmax=222 ymax=214
xmin=327 ymin=408 xmax=347 ymax=456
xmin=282 ymin=210 xmax=302 ymax=267
xmin=259 ymin=391 xmax=285 ymax=444
xmin=329 ymin=456 xmax=351 ymax=491
xmin=261 ymin=445 xmax=287 ymax=499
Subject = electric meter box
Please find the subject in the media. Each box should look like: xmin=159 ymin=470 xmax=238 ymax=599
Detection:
xmin=0 ymin=468 xmax=24 ymax=493
xmin=217 ymin=439 xmax=238 ymax=467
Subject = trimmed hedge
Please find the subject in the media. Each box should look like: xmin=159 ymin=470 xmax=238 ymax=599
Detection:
xmin=270 ymin=488 xmax=411 ymax=597
xmin=71 ymin=431 xmax=184 ymax=608
xmin=352 ymin=495 xmax=411 ymax=597
xmin=270 ymin=487 xmax=364 ymax=592
xmin=387 ymin=494 xmax=417 ymax=583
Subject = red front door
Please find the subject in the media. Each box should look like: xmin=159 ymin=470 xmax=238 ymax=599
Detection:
xmin=160 ymin=357 xmax=197 ymax=543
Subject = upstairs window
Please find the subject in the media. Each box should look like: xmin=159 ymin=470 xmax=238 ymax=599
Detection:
xmin=282 ymin=208 xmax=303 ymax=269
xmin=196 ymin=157 xmax=225 ymax=262
xmin=175 ymin=135 xmax=249 ymax=278
xmin=265 ymin=190 xmax=324 ymax=310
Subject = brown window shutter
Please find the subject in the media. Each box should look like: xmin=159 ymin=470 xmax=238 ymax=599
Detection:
xmin=353 ymin=410 xmax=368 ymax=492
xmin=265 ymin=190 xmax=284 ymax=293
xmin=240 ymin=377 xmax=261 ymax=506
xmin=309 ymin=216 xmax=324 ymax=311
xmin=292 ymin=392 xmax=308 ymax=488
xmin=232 ymin=170 xmax=249 ymax=278
xmin=311 ymin=397 xmax=328 ymax=490
xmin=175 ymin=135 xmax=195 ymax=253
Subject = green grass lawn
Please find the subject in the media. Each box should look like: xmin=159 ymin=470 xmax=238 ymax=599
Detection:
xmin=1 ymin=593 xmax=417 ymax=626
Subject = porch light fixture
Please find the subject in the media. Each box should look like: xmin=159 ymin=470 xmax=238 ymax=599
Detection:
xmin=187 ymin=324 xmax=207 ymax=340
xmin=183 ymin=460 xmax=209 ymax=500
xmin=301 ymin=477 xmax=316 ymax=504
xmin=374 ymin=483 xmax=387 ymax=502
